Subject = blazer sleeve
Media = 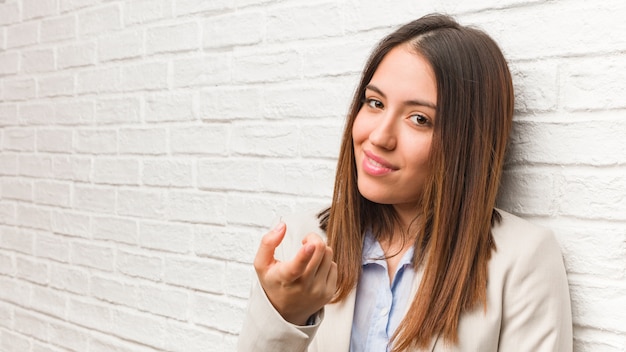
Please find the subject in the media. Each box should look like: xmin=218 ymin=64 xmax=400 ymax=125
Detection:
xmin=237 ymin=278 xmax=323 ymax=352
xmin=237 ymin=211 xmax=327 ymax=352
xmin=497 ymin=229 xmax=573 ymax=351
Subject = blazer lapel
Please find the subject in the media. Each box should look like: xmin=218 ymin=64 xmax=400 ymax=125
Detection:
xmin=313 ymin=289 xmax=357 ymax=352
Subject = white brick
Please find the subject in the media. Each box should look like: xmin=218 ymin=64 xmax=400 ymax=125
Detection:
xmin=203 ymin=10 xmax=263 ymax=48
xmin=0 ymin=251 xmax=15 ymax=276
xmin=262 ymin=82 xmax=349 ymax=119
xmin=139 ymin=221 xmax=192 ymax=253
xmin=230 ymin=122 xmax=298 ymax=157
xmin=147 ymin=21 xmax=199 ymax=54
xmin=198 ymin=87 xmax=260 ymax=120
xmin=73 ymin=185 xmax=116 ymax=214
xmin=498 ymin=169 xmax=557 ymax=216
xmin=52 ymin=155 xmax=91 ymax=182
xmin=16 ymin=256 xmax=49 ymax=285
xmin=109 ymin=308 xmax=165 ymax=349
xmin=124 ymin=0 xmax=172 ymax=25
xmin=1 ymin=329 xmax=32 ymax=352
xmin=6 ymin=21 xmax=39 ymax=48
xmin=142 ymin=159 xmax=193 ymax=187
xmin=40 ymin=14 xmax=77 ymax=43
xmin=0 ymin=2 xmax=20 ymax=25
xmin=259 ymin=159 xmax=335 ymax=197
xmin=119 ymin=128 xmax=168 ymax=155
xmin=67 ymin=298 xmax=112 ymax=331
xmin=570 ymin=282 xmax=626 ymax=334
xmin=508 ymin=118 xmax=626 ymax=166
xmin=39 ymin=74 xmax=75 ymax=98
xmin=17 ymin=205 xmax=52 ymax=231
xmin=299 ymin=121 xmax=343 ymax=158
xmin=0 ymin=104 xmax=18 ymax=126
xmin=60 ymin=0 xmax=100 ymax=12
xmin=75 ymin=129 xmax=117 ymax=154
xmin=95 ymin=96 xmax=141 ymax=124
xmin=48 ymin=321 xmax=89 ymax=352
xmin=51 ymin=210 xmax=90 ymax=238
xmin=121 ymin=62 xmax=169 ymax=91
xmin=2 ymin=78 xmax=37 ymax=101
xmin=267 ymin=3 xmax=343 ymax=42
xmin=170 ymin=125 xmax=229 ymax=155
xmin=21 ymin=49 xmax=56 ymax=74
xmin=35 ymin=232 xmax=70 ymax=262
xmin=0 ymin=302 xmax=14 ymax=328
xmin=145 ymin=92 xmax=196 ymax=122
xmin=98 ymin=30 xmax=143 ymax=62
xmin=225 ymin=261 xmax=254 ymax=298
xmin=0 ymin=276 xmax=32 ymax=306
xmin=91 ymin=275 xmax=138 ymax=307
xmin=1 ymin=178 xmax=32 ymax=201
xmin=93 ymin=158 xmax=140 ymax=185
xmin=561 ymin=55 xmax=626 ymax=111
xmin=0 ymin=227 xmax=35 ymax=255
xmin=172 ymin=55 xmax=231 ymax=87
xmin=166 ymin=191 xmax=226 ymax=225
xmin=55 ymin=100 xmax=95 ymax=124
xmin=195 ymin=226 xmax=257 ymax=263
xmin=557 ymin=171 xmax=626 ymax=221
xmin=19 ymin=103 xmax=55 ymax=125
xmin=301 ymin=40 xmax=371 ymax=78
xmin=89 ymin=335 xmax=156 ymax=352
xmin=0 ymin=51 xmax=19 ymax=76
xmin=14 ymin=310 xmax=49 ymax=341
xmin=116 ymin=189 xmax=167 ymax=219
xmin=191 ymin=293 xmax=246 ymax=333
xmin=78 ymin=4 xmax=122 ymax=37
xmin=50 ymin=264 xmax=89 ymax=294
xmin=23 ymin=0 xmax=57 ymax=20
xmin=77 ymin=67 xmax=121 ymax=94
xmin=226 ymin=193 xmax=293 ymax=226
xmin=163 ymin=256 xmax=224 ymax=293
xmin=137 ymin=283 xmax=189 ymax=320
xmin=0 ymin=202 xmax=17 ymax=226
xmin=34 ymin=180 xmax=71 ymax=207
xmin=93 ymin=215 xmax=138 ymax=245
xmin=3 ymin=128 xmax=35 ymax=152
xmin=117 ymin=249 xmax=162 ymax=281
xmin=71 ymin=241 xmax=115 ymax=271
xmin=58 ymin=42 xmax=96 ymax=69
xmin=162 ymin=322 xmax=219 ymax=352
xmin=175 ymin=0 xmax=233 ymax=16
xmin=18 ymin=154 xmax=53 ymax=178
xmin=197 ymin=158 xmax=261 ymax=191
xmin=31 ymin=285 xmax=66 ymax=319
xmin=233 ymin=50 xmax=299 ymax=83
xmin=37 ymin=129 xmax=73 ymax=153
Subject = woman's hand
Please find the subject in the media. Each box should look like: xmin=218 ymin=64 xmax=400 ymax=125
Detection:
xmin=253 ymin=222 xmax=338 ymax=326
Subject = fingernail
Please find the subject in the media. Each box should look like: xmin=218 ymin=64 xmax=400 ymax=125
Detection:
xmin=273 ymin=222 xmax=285 ymax=232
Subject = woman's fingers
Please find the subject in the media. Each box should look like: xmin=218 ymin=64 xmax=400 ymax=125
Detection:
xmin=253 ymin=222 xmax=286 ymax=274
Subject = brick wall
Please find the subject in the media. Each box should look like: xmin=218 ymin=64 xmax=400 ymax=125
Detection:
xmin=0 ymin=0 xmax=624 ymax=351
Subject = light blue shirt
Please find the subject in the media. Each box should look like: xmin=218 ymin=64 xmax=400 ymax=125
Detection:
xmin=349 ymin=230 xmax=416 ymax=352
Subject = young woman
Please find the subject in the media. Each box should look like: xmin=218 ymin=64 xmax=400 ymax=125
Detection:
xmin=238 ymin=14 xmax=572 ymax=352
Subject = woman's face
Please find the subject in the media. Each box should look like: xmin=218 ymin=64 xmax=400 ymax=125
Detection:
xmin=352 ymin=44 xmax=437 ymax=219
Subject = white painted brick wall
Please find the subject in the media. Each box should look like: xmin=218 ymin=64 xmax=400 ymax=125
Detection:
xmin=0 ymin=0 xmax=624 ymax=351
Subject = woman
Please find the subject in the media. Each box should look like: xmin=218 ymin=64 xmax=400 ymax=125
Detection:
xmin=238 ymin=14 xmax=572 ymax=352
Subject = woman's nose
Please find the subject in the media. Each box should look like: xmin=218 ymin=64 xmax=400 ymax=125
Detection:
xmin=368 ymin=112 xmax=397 ymax=150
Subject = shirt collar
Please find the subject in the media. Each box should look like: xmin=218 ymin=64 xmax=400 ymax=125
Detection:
xmin=362 ymin=228 xmax=415 ymax=267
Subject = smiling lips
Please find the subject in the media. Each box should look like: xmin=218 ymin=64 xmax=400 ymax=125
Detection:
xmin=362 ymin=151 xmax=398 ymax=176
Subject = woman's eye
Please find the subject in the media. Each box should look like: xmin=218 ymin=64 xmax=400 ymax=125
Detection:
xmin=364 ymin=98 xmax=384 ymax=110
xmin=409 ymin=114 xmax=429 ymax=126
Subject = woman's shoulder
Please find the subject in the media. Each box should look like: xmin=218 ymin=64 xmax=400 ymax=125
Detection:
xmin=490 ymin=209 xmax=564 ymax=275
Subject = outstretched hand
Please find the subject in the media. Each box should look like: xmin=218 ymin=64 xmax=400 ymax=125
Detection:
xmin=254 ymin=222 xmax=338 ymax=326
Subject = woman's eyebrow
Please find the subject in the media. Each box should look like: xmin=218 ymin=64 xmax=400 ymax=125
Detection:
xmin=365 ymin=84 xmax=437 ymax=110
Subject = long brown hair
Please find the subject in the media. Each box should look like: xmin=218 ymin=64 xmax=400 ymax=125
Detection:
xmin=319 ymin=14 xmax=514 ymax=350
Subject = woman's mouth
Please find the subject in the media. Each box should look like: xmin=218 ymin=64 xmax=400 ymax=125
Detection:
xmin=362 ymin=151 xmax=397 ymax=176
